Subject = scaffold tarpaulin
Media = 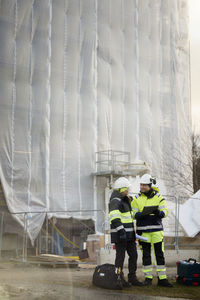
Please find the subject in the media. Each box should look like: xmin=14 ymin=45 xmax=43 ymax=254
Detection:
xmin=0 ymin=0 xmax=192 ymax=242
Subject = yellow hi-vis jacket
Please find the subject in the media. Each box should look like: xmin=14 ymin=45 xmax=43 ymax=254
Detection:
xmin=131 ymin=188 xmax=168 ymax=234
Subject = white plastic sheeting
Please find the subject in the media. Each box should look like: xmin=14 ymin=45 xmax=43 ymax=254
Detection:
xmin=177 ymin=190 xmax=200 ymax=237
xmin=0 ymin=0 xmax=192 ymax=241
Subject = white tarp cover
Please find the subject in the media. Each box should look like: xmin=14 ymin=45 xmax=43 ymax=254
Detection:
xmin=177 ymin=190 xmax=200 ymax=237
xmin=0 ymin=0 xmax=192 ymax=241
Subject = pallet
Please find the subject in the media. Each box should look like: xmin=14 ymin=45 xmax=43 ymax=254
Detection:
xmin=27 ymin=254 xmax=79 ymax=268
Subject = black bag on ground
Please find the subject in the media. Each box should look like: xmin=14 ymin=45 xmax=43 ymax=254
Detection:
xmin=92 ymin=263 xmax=123 ymax=290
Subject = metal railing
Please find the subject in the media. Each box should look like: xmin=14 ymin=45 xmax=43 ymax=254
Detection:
xmin=0 ymin=209 xmax=105 ymax=263
xmin=0 ymin=194 xmax=200 ymax=262
xmin=95 ymin=150 xmax=131 ymax=173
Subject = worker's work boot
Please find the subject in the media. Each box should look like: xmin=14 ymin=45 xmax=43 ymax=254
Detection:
xmin=129 ymin=276 xmax=145 ymax=286
xmin=143 ymin=278 xmax=153 ymax=286
xmin=120 ymin=273 xmax=132 ymax=288
xmin=157 ymin=278 xmax=173 ymax=287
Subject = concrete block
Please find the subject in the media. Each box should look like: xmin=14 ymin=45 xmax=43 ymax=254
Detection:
xmin=99 ymin=248 xmax=200 ymax=268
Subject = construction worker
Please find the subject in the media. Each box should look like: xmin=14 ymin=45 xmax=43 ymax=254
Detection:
xmin=109 ymin=177 xmax=144 ymax=287
xmin=131 ymin=174 xmax=173 ymax=287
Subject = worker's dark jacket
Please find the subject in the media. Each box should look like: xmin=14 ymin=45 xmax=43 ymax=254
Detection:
xmin=109 ymin=190 xmax=136 ymax=243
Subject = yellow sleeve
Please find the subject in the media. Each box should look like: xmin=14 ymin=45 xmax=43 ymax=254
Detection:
xmin=158 ymin=195 xmax=168 ymax=218
xmin=131 ymin=196 xmax=139 ymax=219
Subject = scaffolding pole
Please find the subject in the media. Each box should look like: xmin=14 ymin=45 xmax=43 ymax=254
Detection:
xmin=0 ymin=212 xmax=4 ymax=258
xmin=22 ymin=213 xmax=28 ymax=262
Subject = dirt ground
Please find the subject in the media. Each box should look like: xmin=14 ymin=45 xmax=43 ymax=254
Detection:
xmin=0 ymin=261 xmax=199 ymax=300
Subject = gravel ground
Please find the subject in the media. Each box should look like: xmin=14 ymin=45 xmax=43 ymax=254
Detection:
xmin=0 ymin=261 xmax=199 ymax=300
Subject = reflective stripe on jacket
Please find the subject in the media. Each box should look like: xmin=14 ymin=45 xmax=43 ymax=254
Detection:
xmin=109 ymin=190 xmax=135 ymax=243
xmin=131 ymin=189 xmax=168 ymax=234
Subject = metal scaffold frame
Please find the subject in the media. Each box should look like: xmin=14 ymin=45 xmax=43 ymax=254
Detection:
xmin=92 ymin=150 xmax=150 ymax=177
xmin=0 ymin=209 xmax=105 ymax=264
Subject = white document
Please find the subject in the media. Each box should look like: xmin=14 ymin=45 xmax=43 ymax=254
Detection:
xmin=136 ymin=234 xmax=148 ymax=241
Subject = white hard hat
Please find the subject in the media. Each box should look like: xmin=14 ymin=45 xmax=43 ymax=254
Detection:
xmin=114 ymin=177 xmax=131 ymax=190
xmin=140 ymin=174 xmax=156 ymax=185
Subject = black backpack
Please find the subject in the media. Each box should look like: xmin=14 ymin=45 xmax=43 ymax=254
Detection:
xmin=92 ymin=263 xmax=123 ymax=290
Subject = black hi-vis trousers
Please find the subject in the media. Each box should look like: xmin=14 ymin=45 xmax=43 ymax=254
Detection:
xmin=140 ymin=241 xmax=165 ymax=266
xmin=115 ymin=240 xmax=138 ymax=280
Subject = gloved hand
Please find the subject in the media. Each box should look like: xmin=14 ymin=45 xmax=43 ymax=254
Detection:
xmin=135 ymin=212 xmax=144 ymax=220
xmin=118 ymin=229 xmax=127 ymax=241
xmin=153 ymin=209 xmax=165 ymax=218
xmin=152 ymin=208 xmax=160 ymax=215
